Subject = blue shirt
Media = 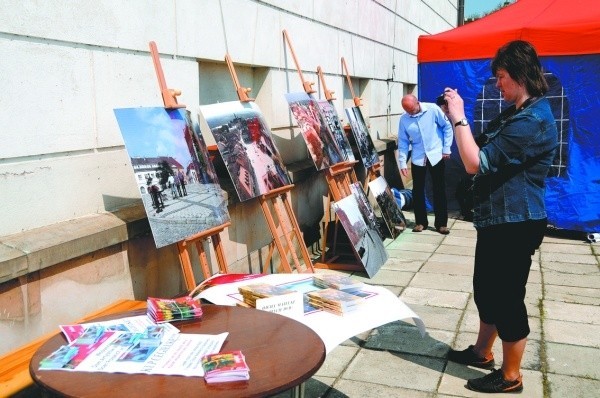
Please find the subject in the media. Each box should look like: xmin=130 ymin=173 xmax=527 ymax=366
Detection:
xmin=397 ymin=102 xmax=453 ymax=169
xmin=473 ymin=97 xmax=558 ymax=228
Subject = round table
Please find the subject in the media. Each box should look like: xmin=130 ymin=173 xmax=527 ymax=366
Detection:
xmin=30 ymin=304 xmax=326 ymax=398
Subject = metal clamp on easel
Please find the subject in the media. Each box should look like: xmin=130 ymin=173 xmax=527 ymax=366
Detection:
xmin=148 ymin=41 xmax=230 ymax=292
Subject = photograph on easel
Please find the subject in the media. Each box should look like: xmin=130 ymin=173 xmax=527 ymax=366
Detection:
xmin=199 ymin=101 xmax=291 ymax=202
xmin=368 ymin=176 xmax=407 ymax=239
xmin=285 ymin=92 xmax=344 ymax=170
xmin=349 ymin=182 xmax=385 ymax=240
xmin=315 ymin=99 xmax=355 ymax=162
xmin=114 ymin=107 xmax=230 ymax=248
xmin=332 ymin=194 xmax=388 ymax=278
xmin=344 ymin=106 xmax=378 ymax=168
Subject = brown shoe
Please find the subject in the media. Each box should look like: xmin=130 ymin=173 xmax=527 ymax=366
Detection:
xmin=437 ymin=226 xmax=450 ymax=235
xmin=412 ymin=224 xmax=425 ymax=232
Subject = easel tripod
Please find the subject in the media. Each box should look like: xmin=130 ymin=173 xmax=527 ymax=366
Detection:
xmin=149 ymin=41 xmax=231 ymax=293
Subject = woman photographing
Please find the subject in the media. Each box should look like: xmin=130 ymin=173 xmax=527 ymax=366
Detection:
xmin=443 ymin=40 xmax=558 ymax=393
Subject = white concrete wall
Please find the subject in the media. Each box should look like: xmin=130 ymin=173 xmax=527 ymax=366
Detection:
xmin=0 ymin=0 xmax=457 ymax=253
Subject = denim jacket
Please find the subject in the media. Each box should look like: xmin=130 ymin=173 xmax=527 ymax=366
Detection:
xmin=473 ymin=97 xmax=558 ymax=228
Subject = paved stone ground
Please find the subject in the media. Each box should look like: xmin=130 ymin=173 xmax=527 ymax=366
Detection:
xmin=275 ymin=210 xmax=600 ymax=398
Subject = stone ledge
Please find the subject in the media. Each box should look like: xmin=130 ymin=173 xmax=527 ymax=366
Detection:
xmin=0 ymin=204 xmax=150 ymax=285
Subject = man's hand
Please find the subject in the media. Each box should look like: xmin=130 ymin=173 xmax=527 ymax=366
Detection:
xmin=442 ymin=154 xmax=450 ymax=160
xmin=400 ymin=168 xmax=409 ymax=177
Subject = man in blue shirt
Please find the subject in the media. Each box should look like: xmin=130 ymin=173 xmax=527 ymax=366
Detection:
xmin=398 ymin=94 xmax=453 ymax=234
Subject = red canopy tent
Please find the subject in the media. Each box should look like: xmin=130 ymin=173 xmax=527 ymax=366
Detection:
xmin=416 ymin=0 xmax=600 ymax=233
xmin=418 ymin=0 xmax=600 ymax=62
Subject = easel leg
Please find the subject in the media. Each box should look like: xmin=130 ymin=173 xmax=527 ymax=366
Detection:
xmin=177 ymin=241 xmax=197 ymax=293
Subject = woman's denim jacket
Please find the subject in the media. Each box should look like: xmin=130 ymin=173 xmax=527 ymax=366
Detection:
xmin=473 ymin=97 xmax=558 ymax=229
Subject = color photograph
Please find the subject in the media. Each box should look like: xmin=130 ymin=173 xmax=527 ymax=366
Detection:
xmin=114 ymin=107 xmax=230 ymax=248
xmin=199 ymin=101 xmax=291 ymax=201
xmin=344 ymin=106 xmax=379 ymax=168
xmin=286 ymin=92 xmax=344 ymax=170
xmin=368 ymin=176 xmax=406 ymax=239
xmin=332 ymin=194 xmax=388 ymax=278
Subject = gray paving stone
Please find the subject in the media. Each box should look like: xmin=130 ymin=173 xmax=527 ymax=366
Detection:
xmin=438 ymin=235 xmax=477 ymax=248
xmin=329 ymin=379 xmax=432 ymax=398
xmin=544 ymin=319 xmax=600 ymax=348
xmin=403 ymin=303 xmax=463 ymax=332
xmin=435 ymin=244 xmax=476 ymax=257
xmin=544 ymin=284 xmax=600 ymax=306
xmin=386 ymin=248 xmax=433 ymax=262
xmin=381 ymin=257 xmax=424 ymax=272
xmin=543 ymin=301 xmax=600 ymax=324
xmin=365 ymin=322 xmax=455 ymax=358
xmin=543 ymin=271 xmax=600 ymax=289
xmin=541 ymin=243 xmax=594 ymax=254
xmin=400 ymin=287 xmax=470 ymax=309
xmin=427 ymin=252 xmax=475 ymax=266
xmin=540 ymin=251 xmax=598 ymax=264
xmin=353 ymin=269 xmax=414 ymax=287
xmin=342 ymin=349 xmax=445 ymax=392
xmin=546 ymin=342 xmax=600 ymax=379
xmin=316 ymin=345 xmax=360 ymax=378
xmin=389 ymin=241 xmax=439 ymax=253
xmin=409 ymin=272 xmax=473 ymax=292
xmin=542 ymin=261 xmax=599 ymax=275
xmin=420 ymin=260 xmax=474 ymax=276
xmin=546 ymin=373 xmax=600 ymax=398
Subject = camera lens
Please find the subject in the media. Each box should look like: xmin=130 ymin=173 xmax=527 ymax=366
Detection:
xmin=436 ymin=94 xmax=446 ymax=106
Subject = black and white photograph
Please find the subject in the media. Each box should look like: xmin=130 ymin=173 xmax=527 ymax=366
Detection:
xmin=368 ymin=176 xmax=406 ymax=239
xmin=199 ymin=101 xmax=291 ymax=202
xmin=349 ymin=182 xmax=384 ymax=240
xmin=316 ymin=99 xmax=355 ymax=162
xmin=344 ymin=106 xmax=379 ymax=168
xmin=286 ymin=92 xmax=344 ymax=170
xmin=332 ymin=194 xmax=388 ymax=278
xmin=114 ymin=107 xmax=230 ymax=248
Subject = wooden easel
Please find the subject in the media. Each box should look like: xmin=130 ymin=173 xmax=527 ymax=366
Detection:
xmin=225 ymin=53 xmax=314 ymax=274
xmin=149 ymin=41 xmax=231 ymax=292
xmin=340 ymin=56 xmax=383 ymax=193
xmin=282 ymin=31 xmax=364 ymax=271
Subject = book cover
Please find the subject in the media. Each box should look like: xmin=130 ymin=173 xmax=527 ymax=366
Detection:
xmin=238 ymin=283 xmax=296 ymax=298
xmin=306 ymin=288 xmax=364 ymax=310
xmin=312 ymin=274 xmax=365 ymax=291
xmin=202 ymin=350 xmax=250 ymax=383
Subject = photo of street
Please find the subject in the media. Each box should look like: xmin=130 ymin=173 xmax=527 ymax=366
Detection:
xmin=286 ymin=92 xmax=344 ymax=170
xmin=368 ymin=176 xmax=407 ymax=239
xmin=200 ymin=101 xmax=291 ymax=202
xmin=316 ymin=99 xmax=355 ymax=162
xmin=114 ymin=107 xmax=230 ymax=248
xmin=344 ymin=106 xmax=379 ymax=168
xmin=332 ymin=194 xmax=388 ymax=278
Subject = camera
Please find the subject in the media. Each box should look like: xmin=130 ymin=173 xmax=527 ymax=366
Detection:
xmin=435 ymin=94 xmax=447 ymax=106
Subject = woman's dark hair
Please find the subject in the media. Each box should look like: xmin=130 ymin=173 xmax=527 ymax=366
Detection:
xmin=491 ymin=40 xmax=549 ymax=96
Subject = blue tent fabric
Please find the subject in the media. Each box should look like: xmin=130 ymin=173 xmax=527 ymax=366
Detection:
xmin=418 ymin=54 xmax=600 ymax=232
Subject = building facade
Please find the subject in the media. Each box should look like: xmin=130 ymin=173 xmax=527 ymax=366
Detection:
xmin=0 ymin=0 xmax=458 ymax=354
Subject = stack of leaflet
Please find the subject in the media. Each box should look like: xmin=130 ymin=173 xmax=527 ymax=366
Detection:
xmin=312 ymin=274 xmax=365 ymax=292
xmin=306 ymin=288 xmax=364 ymax=315
xmin=147 ymin=296 xmax=203 ymax=323
xmin=237 ymin=283 xmax=296 ymax=308
xmin=201 ymin=350 xmax=250 ymax=383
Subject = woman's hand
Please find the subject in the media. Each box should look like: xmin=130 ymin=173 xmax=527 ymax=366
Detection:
xmin=442 ymin=88 xmax=466 ymax=125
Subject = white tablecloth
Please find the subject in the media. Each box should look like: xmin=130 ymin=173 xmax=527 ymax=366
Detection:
xmin=196 ymin=274 xmax=426 ymax=353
